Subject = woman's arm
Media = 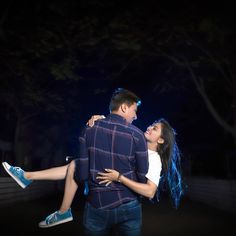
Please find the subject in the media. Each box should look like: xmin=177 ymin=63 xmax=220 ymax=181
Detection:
xmin=97 ymin=169 xmax=157 ymax=199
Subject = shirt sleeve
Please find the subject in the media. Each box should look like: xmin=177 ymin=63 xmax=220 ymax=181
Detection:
xmin=77 ymin=126 xmax=89 ymax=182
xmin=145 ymin=153 xmax=162 ymax=186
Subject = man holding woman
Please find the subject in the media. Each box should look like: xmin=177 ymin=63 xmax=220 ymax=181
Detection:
xmin=2 ymin=88 xmax=183 ymax=235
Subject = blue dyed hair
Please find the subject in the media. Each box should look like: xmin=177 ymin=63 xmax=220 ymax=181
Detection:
xmin=154 ymin=118 xmax=184 ymax=209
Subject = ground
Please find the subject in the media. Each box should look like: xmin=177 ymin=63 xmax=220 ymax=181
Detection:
xmin=1 ymin=194 xmax=235 ymax=236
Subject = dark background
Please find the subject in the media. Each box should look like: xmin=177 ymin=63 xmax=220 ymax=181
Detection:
xmin=0 ymin=0 xmax=235 ymax=178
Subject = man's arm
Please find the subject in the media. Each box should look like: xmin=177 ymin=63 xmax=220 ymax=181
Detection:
xmin=134 ymin=131 xmax=149 ymax=183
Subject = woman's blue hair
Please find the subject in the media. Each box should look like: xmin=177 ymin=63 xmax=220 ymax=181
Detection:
xmin=167 ymin=141 xmax=184 ymax=208
xmin=155 ymin=118 xmax=184 ymax=209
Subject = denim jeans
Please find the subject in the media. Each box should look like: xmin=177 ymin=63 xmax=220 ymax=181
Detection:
xmin=83 ymin=199 xmax=142 ymax=236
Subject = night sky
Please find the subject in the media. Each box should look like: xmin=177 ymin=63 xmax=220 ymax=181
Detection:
xmin=0 ymin=1 xmax=235 ymax=176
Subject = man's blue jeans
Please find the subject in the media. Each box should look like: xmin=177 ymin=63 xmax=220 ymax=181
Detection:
xmin=83 ymin=199 xmax=142 ymax=236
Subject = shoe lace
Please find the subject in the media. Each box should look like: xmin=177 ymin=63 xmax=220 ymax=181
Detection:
xmin=14 ymin=167 xmax=23 ymax=175
xmin=45 ymin=211 xmax=58 ymax=224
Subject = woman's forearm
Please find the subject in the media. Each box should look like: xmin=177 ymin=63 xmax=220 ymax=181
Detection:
xmin=119 ymin=175 xmax=157 ymax=199
xmin=97 ymin=169 xmax=157 ymax=199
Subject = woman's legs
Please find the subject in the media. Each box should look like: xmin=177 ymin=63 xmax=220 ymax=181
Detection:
xmin=38 ymin=160 xmax=79 ymax=228
xmin=2 ymin=160 xmax=78 ymax=209
xmin=3 ymin=160 xmax=81 ymax=227
xmin=24 ymin=164 xmax=69 ymax=181
xmin=24 ymin=161 xmax=78 ymax=212
xmin=2 ymin=162 xmax=69 ymax=188
xmin=59 ymin=160 xmax=78 ymax=213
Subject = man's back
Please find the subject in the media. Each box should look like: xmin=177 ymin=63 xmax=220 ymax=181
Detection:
xmin=78 ymin=113 xmax=148 ymax=209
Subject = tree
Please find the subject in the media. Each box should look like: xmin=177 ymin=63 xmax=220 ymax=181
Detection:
xmin=0 ymin=1 xmax=235 ymax=167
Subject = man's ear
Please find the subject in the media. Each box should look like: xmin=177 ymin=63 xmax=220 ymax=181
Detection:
xmin=157 ymin=138 xmax=164 ymax=144
xmin=120 ymin=103 xmax=127 ymax=113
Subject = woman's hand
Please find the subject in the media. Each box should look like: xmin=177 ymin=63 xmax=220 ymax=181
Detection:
xmin=86 ymin=115 xmax=105 ymax=127
xmin=96 ymin=169 xmax=120 ymax=186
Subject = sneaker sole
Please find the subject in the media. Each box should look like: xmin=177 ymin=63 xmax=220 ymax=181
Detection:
xmin=2 ymin=162 xmax=27 ymax=189
xmin=38 ymin=217 xmax=73 ymax=228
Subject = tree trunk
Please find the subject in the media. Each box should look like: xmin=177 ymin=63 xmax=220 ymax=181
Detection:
xmin=13 ymin=115 xmax=32 ymax=168
xmin=233 ymin=73 xmax=236 ymax=145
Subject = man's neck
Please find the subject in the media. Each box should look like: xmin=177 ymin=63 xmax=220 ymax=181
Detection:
xmin=111 ymin=111 xmax=125 ymax=119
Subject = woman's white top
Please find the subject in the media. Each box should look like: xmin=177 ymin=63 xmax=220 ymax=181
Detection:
xmin=145 ymin=149 xmax=162 ymax=187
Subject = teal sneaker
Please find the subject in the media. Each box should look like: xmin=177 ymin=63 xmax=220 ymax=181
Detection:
xmin=2 ymin=162 xmax=32 ymax=189
xmin=38 ymin=208 xmax=73 ymax=228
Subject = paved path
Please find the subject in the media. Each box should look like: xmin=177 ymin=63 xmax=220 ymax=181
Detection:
xmin=0 ymin=194 xmax=235 ymax=236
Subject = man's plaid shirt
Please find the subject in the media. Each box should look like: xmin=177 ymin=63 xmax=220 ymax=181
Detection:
xmin=76 ymin=113 xmax=149 ymax=209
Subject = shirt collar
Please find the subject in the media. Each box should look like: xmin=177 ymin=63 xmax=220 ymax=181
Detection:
xmin=107 ymin=113 xmax=127 ymax=123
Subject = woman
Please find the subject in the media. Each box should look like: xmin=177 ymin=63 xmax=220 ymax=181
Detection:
xmin=97 ymin=118 xmax=183 ymax=209
xmin=97 ymin=118 xmax=183 ymax=206
xmin=2 ymin=117 xmax=183 ymax=228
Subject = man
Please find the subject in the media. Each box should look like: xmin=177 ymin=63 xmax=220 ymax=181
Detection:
xmin=75 ymin=88 xmax=149 ymax=235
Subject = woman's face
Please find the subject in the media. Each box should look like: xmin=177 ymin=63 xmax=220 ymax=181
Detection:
xmin=144 ymin=122 xmax=163 ymax=144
